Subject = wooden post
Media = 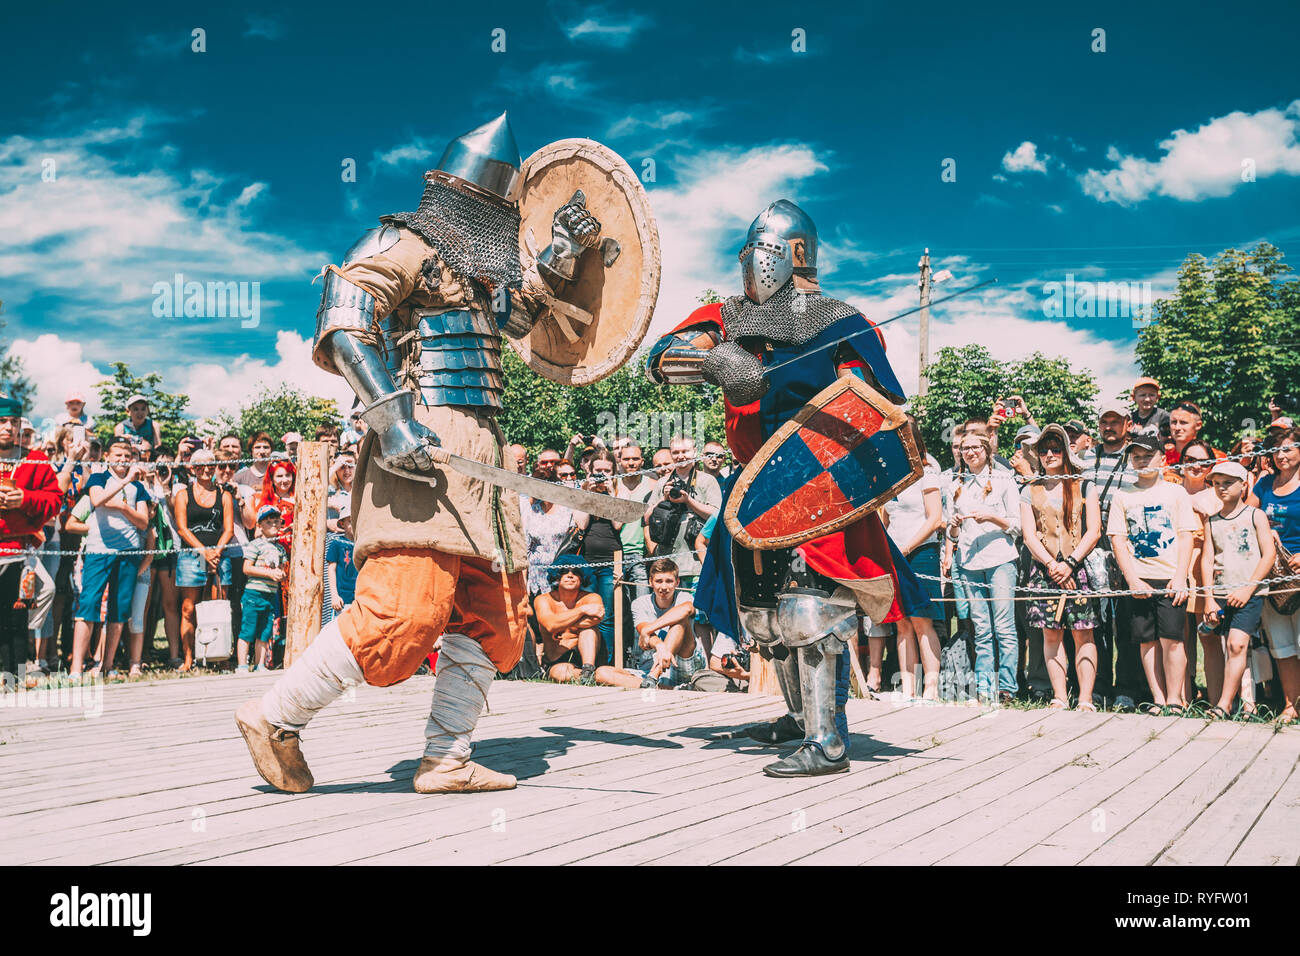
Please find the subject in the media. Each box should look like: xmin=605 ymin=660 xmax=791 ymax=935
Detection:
xmin=747 ymin=651 xmax=782 ymax=696
xmin=613 ymin=551 xmax=624 ymax=669
xmin=285 ymin=441 xmax=329 ymax=666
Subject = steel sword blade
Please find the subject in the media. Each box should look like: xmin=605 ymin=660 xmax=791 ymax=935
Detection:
xmin=374 ymin=455 xmax=646 ymax=523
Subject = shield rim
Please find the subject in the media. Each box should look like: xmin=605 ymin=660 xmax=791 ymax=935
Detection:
xmin=511 ymin=138 xmax=661 ymax=386
xmin=724 ymin=375 xmax=925 ymax=550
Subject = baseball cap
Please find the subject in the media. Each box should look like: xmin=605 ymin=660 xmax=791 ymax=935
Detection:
xmin=1209 ymin=461 xmax=1249 ymax=483
xmin=20 ymin=418 xmax=33 ymax=431
xmin=125 ymin=393 xmax=149 ymax=408
xmin=65 ymin=390 xmax=86 ymax=404
xmin=1125 ymin=434 xmax=1163 ymax=454
xmin=256 ymin=505 xmax=283 ymax=524
xmin=0 ymin=394 xmax=20 ymax=417
xmin=282 ymin=431 xmax=303 ymax=445
xmin=1132 ymin=376 xmax=1160 ymax=394
xmin=1098 ymin=399 xmax=1130 ymax=419
xmin=1013 ymin=424 xmax=1040 ymax=443
xmin=1065 ymin=419 xmax=1088 ymax=437
xmin=1269 ymin=417 xmax=1295 ymax=429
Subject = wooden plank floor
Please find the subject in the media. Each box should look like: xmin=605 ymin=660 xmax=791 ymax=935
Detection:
xmin=2 ymin=675 xmax=1298 ymax=866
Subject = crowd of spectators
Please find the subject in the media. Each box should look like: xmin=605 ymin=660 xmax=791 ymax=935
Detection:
xmin=0 ymin=389 xmax=364 ymax=685
xmin=5 ymin=377 xmax=1299 ymax=727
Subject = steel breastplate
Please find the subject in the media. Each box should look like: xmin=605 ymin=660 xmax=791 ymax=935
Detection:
xmin=378 ymin=308 xmax=504 ymax=411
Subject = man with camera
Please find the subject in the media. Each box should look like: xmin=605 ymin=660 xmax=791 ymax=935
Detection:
xmin=644 ymin=436 xmax=721 ymax=588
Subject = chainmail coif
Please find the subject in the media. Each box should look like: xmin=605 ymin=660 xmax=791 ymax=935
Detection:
xmin=381 ymin=176 xmax=523 ymax=298
xmin=720 ymin=280 xmax=859 ymax=345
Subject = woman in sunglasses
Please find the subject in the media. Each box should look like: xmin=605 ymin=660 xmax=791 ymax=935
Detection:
xmin=174 ymin=450 xmax=234 ymax=671
xmin=1018 ymin=425 xmax=1102 ymax=711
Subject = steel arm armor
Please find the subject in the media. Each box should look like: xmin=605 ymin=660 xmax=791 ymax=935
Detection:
xmin=645 ymin=326 xmax=721 ymax=385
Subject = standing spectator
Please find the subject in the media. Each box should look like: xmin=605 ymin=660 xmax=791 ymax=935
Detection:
xmin=50 ymin=427 xmax=92 ymax=669
xmin=1166 ymin=401 xmax=1218 ymax=466
xmin=1229 ymin=436 xmax=1265 ymax=484
xmin=114 ymin=394 xmax=162 ymax=449
xmin=326 ymin=451 xmax=355 ymax=532
xmin=281 ymin=432 xmax=303 ymax=461
xmin=248 ymin=459 xmax=296 ymax=542
xmin=521 ymin=466 xmax=575 ymax=597
xmin=1065 ymin=420 xmax=1094 ymax=463
xmin=0 ymin=398 xmax=61 ymax=681
xmin=326 ymin=503 xmax=357 ymax=615
xmin=234 ymin=432 xmax=274 ymax=491
xmin=144 ymin=450 xmax=183 ymax=668
xmin=1130 ymin=377 xmax=1171 ymax=442
xmin=314 ymin=424 xmax=340 ymax=457
xmin=341 ymin=408 xmax=366 ymax=447
xmin=70 ymin=439 xmax=150 ymax=679
xmin=1200 ymin=462 xmax=1274 ymax=719
xmin=573 ymin=450 xmax=623 ymax=665
xmin=615 ymin=442 xmax=655 ymax=607
xmin=1108 ymin=434 xmax=1198 ymax=715
xmin=632 ymin=558 xmax=706 ymax=687
xmin=1177 ymin=439 xmax=1223 ymax=705
xmin=504 ymin=443 xmax=528 ymax=475
xmin=174 ymin=450 xmax=234 ymax=671
xmin=535 ymin=448 xmax=562 ymax=481
xmin=1019 ymin=425 xmax=1102 ymax=711
xmin=700 ymin=441 xmax=730 ymax=481
xmin=54 ymin=391 xmax=95 ymax=431
xmin=644 ymin=436 xmax=720 ymax=585
xmin=216 ymin=450 xmax=249 ymax=640
xmin=1248 ymin=427 xmax=1300 ymax=724
xmin=882 ymin=416 xmax=944 ymax=700
xmin=946 ymin=429 xmax=1022 ymax=703
xmin=239 ymin=506 xmax=287 ymax=673
xmin=218 ymin=434 xmax=243 ymax=458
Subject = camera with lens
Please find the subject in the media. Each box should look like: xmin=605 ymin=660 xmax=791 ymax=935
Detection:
xmin=666 ymin=475 xmax=689 ymax=500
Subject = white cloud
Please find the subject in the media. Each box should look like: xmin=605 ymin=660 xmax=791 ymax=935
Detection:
xmin=376 ymin=140 xmax=438 ymax=169
xmin=1002 ymin=141 xmax=1048 ymax=174
xmin=607 ymin=109 xmax=697 ymax=139
xmin=8 ymin=335 xmax=108 ymax=427
xmin=642 ymin=143 xmax=829 ymax=339
xmin=1079 ymin=100 xmax=1300 ymax=205
xmin=564 ymin=11 xmax=650 ymax=46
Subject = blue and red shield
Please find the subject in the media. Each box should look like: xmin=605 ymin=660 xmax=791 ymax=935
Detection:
xmin=724 ymin=376 xmax=924 ymax=550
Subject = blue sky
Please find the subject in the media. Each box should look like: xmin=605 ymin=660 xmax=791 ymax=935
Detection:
xmin=2 ymin=0 xmax=1299 ymax=424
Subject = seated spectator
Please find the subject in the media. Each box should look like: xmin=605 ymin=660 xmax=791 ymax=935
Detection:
xmin=1108 ymin=434 xmax=1198 ymax=715
xmin=70 ymin=438 xmax=150 ymax=679
xmin=114 ymin=394 xmax=162 ymax=449
xmin=533 ymin=555 xmax=646 ymax=688
xmin=632 ymin=558 xmax=707 ymax=688
xmin=174 ymin=450 xmax=235 ymax=671
xmin=1200 ymin=462 xmax=1274 ymax=719
xmin=239 ymin=506 xmax=288 ymax=673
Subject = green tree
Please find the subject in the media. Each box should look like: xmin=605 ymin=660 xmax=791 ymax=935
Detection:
xmin=1135 ymin=242 xmax=1300 ymax=448
xmin=910 ymin=344 xmax=1098 ymax=465
xmin=0 ymin=306 xmax=35 ymax=412
xmin=94 ymin=362 xmax=191 ymax=448
xmin=211 ymin=383 xmax=341 ymax=448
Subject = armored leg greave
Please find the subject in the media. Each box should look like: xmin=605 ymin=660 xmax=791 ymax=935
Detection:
xmin=740 ymin=605 xmax=805 ymax=745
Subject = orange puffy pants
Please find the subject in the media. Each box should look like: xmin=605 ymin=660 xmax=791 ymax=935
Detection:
xmin=337 ymin=547 xmax=528 ymax=687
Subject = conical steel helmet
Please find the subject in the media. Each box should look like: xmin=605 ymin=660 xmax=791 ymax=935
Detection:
xmin=434 ymin=111 xmax=522 ymax=199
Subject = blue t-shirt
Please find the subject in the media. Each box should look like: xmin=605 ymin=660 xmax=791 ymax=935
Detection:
xmin=1254 ymin=473 xmax=1300 ymax=551
xmin=325 ymin=534 xmax=357 ymax=604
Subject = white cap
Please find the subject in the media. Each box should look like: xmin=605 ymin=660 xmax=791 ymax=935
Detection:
xmin=1209 ymin=461 xmax=1248 ymax=483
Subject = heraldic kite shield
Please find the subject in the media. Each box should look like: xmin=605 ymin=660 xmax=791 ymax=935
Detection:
xmin=724 ymin=376 xmax=925 ymax=550
xmin=513 ymin=138 xmax=660 ymax=385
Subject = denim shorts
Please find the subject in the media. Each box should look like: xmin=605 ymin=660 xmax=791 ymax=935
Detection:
xmin=176 ymin=551 xmax=232 ymax=589
xmin=1213 ymin=594 xmax=1264 ymax=639
xmin=76 ymin=553 xmax=142 ymax=623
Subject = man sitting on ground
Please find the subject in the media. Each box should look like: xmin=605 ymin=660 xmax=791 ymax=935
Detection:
xmin=534 ymin=555 xmax=647 ymax=689
xmin=632 ymin=558 xmax=708 ymax=688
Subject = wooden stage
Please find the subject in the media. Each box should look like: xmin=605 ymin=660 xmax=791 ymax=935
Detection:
xmin=3 ymin=674 xmax=1299 ymax=866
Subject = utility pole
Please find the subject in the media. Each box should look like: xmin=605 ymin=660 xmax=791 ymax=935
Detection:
xmin=918 ymin=249 xmax=932 ymax=397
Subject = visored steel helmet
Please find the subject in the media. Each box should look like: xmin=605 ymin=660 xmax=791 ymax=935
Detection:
xmin=433 ymin=111 xmax=522 ymax=199
xmin=738 ymin=199 xmax=818 ymax=304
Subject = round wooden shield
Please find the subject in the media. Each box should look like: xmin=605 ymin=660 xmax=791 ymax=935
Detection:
xmin=511 ymin=139 xmax=660 ymax=385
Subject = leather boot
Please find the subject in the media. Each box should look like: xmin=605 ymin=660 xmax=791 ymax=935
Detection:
xmin=412 ymin=756 xmax=517 ymax=793
xmin=235 ymin=699 xmax=314 ymax=793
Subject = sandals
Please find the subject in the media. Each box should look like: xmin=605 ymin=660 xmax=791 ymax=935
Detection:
xmin=1138 ymin=702 xmax=1163 ymax=716
xmin=1206 ymin=705 xmax=1232 ymax=720
xmin=1048 ymin=698 xmax=1068 ymax=710
xmin=1160 ymin=704 xmax=1186 ymax=717
xmin=1077 ymin=701 xmax=1098 ymax=713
